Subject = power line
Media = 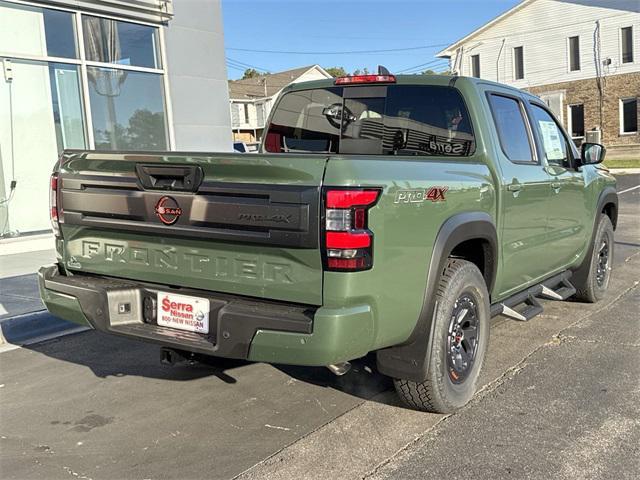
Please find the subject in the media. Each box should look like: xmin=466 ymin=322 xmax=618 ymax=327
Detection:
xmin=226 ymin=43 xmax=450 ymax=55
xmin=226 ymin=57 xmax=270 ymax=73
xmin=397 ymin=58 xmax=449 ymax=73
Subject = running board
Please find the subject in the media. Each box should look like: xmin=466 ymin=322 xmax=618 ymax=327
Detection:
xmin=491 ymin=271 xmax=575 ymax=322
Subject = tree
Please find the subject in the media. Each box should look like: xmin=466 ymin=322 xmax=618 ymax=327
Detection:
xmin=352 ymin=67 xmax=370 ymax=76
xmin=241 ymin=68 xmax=261 ymax=79
xmin=419 ymin=68 xmax=452 ymax=75
xmin=324 ymin=66 xmax=348 ymax=77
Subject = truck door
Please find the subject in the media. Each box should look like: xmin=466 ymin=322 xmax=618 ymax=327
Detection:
xmin=526 ymin=101 xmax=590 ymax=271
xmin=486 ymin=92 xmax=552 ymax=298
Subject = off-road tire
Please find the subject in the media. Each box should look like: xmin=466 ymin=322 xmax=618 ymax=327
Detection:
xmin=574 ymin=214 xmax=614 ymax=303
xmin=394 ymin=258 xmax=490 ymax=413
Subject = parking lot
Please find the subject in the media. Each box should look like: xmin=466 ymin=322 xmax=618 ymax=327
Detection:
xmin=1 ymin=173 xmax=638 ymax=480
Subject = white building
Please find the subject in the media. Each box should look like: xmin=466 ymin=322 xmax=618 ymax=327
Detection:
xmin=0 ymin=0 xmax=231 ymax=251
xmin=228 ymin=65 xmax=332 ymax=143
xmin=436 ymin=0 xmax=639 ymax=157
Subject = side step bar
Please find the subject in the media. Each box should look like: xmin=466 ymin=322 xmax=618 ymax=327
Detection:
xmin=491 ymin=271 xmax=576 ymax=322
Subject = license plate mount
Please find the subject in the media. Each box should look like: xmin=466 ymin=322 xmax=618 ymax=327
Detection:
xmin=156 ymin=292 xmax=210 ymax=334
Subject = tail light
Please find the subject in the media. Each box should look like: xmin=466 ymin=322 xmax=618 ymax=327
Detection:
xmin=50 ymin=173 xmax=61 ymax=236
xmin=323 ymin=188 xmax=381 ymax=271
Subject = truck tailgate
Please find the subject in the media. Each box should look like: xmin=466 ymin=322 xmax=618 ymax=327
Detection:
xmin=57 ymin=151 xmax=326 ymax=305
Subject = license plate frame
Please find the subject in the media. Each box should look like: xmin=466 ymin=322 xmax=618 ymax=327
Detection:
xmin=156 ymin=291 xmax=210 ymax=334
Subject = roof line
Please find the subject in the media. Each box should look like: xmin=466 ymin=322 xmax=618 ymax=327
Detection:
xmin=436 ymin=0 xmax=535 ymax=57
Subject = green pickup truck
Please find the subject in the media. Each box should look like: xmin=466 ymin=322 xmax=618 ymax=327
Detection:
xmin=39 ymin=73 xmax=617 ymax=413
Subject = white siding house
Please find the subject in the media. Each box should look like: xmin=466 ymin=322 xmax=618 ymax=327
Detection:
xmin=437 ymin=0 xmax=639 ymax=157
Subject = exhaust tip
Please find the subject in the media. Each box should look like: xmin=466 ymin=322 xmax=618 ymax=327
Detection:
xmin=326 ymin=361 xmax=351 ymax=376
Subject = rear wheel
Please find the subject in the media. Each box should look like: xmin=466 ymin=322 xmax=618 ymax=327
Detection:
xmin=394 ymin=258 xmax=490 ymax=413
xmin=574 ymin=214 xmax=614 ymax=303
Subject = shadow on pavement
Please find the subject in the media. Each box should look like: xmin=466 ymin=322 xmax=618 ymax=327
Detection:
xmin=21 ymin=329 xmax=398 ymax=406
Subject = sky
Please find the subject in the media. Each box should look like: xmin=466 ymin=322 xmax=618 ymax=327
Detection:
xmin=221 ymin=0 xmax=522 ymax=79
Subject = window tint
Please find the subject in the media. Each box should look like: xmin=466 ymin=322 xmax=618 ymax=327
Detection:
xmin=514 ymin=46 xmax=524 ymax=80
xmin=265 ymin=88 xmax=342 ymax=153
xmin=83 ymin=16 xmax=160 ymax=69
xmin=621 ymin=98 xmax=638 ymax=133
xmin=88 ymin=67 xmax=168 ymax=150
xmin=488 ymin=94 xmax=533 ymax=163
xmin=569 ymin=104 xmax=585 ymax=138
xmin=264 ymin=85 xmax=475 ymax=156
xmin=569 ymin=36 xmax=580 ymax=71
xmin=0 ymin=1 xmax=77 ymax=58
xmin=471 ymin=55 xmax=480 ymax=78
xmin=621 ymin=27 xmax=634 ymax=64
xmin=530 ymin=104 xmax=570 ymax=167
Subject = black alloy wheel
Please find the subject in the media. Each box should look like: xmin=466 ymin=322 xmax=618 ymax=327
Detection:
xmin=446 ymin=293 xmax=480 ymax=384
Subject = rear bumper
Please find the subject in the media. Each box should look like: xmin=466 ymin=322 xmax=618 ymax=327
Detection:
xmin=38 ymin=266 xmax=373 ymax=366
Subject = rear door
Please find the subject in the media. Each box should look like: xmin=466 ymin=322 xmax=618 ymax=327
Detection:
xmin=58 ymin=152 xmax=326 ymax=305
xmin=486 ymin=91 xmax=553 ymax=298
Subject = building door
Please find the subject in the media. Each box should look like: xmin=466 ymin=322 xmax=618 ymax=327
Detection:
xmin=538 ymin=91 xmax=564 ymax=125
xmin=0 ymin=60 xmax=85 ymax=236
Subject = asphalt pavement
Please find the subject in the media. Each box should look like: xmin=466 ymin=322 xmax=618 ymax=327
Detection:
xmin=0 ymin=172 xmax=638 ymax=480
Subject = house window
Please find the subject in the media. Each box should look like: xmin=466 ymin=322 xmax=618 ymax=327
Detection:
xmin=514 ymin=46 xmax=524 ymax=80
xmin=568 ymin=36 xmax=580 ymax=71
xmin=471 ymin=54 xmax=480 ymax=78
xmin=243 ymin=103 xmax=250 ymax=124
xmin=568 ymin=104 xmax=585 ymax=138
xmin=621 ymin=27 xmax=634 ymax=64
xmin=620 ymin=98 xmax=638 ymax=134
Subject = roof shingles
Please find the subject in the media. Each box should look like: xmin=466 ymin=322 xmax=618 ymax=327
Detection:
xmin=228 ymin=65 xmax=321 ymax=100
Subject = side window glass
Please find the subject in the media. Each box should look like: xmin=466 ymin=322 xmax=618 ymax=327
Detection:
xmin=488 ymin=94 xmax=534 ymax=163
xmin=529 ymin=104 xmax=570 ymax=167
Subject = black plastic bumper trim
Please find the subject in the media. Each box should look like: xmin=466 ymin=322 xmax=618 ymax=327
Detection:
xmin=40 ymin=266 xmax=314 ymax=359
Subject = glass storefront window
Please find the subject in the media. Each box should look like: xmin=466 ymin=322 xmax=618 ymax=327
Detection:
xmin=0 ymin=60 xmax=85 ymax=235
xmin=0 ymin=3 xmax=169 ymax=236
xmin=87 ymin=67 xmax=167 ymax=150
xmin=49 ymin=63 xmax=86 ymax=150
xmin=82 ymin=16 xmax=160 ymax=69
xmin=0 ymin=1 xmax=77 ymax=59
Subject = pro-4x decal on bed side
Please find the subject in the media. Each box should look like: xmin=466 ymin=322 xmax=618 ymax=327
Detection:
xmin=394 ymin=187 xmax=448 ymax=204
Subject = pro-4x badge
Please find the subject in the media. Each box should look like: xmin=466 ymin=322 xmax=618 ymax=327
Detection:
xmin=394 ymin=187 xmax=448 ymax=204
xmin=155 ymin=196 xmax=183 ymax=225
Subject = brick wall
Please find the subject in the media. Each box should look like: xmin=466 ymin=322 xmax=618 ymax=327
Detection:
xmin=527 ymin=72 xmax=639 ymax=158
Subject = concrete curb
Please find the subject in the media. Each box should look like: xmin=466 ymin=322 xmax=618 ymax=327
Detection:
xmin=610 ymin=167 xmax=640 ymax=174
xmin=0 ymin=310 xmax=87 ymax=347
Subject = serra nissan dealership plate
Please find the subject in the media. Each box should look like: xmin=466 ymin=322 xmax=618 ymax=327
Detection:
xmin=157 ymin=292 xmax=210 ymax=334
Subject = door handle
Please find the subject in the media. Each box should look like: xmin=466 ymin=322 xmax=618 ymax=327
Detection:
xmin=507 ymin=183 xmax=522 ymax=192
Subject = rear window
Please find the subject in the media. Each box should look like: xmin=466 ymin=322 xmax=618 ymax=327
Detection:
xmin=264 ymin=85 xmax=475 ymax=156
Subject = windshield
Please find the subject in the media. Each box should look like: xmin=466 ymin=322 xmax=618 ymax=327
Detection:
xmin=264 ymin=85 xmax=475 ymax=156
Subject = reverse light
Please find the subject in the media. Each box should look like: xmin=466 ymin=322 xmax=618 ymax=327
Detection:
xmin=334 ymin=74 xmax=396 ymax=85
xmin=49 ymin=173 xmax=61 ymax=236
xmin=323 ymin=188 xmax=381 ymax=272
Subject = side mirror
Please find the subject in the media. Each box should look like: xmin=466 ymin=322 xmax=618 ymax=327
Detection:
xmin=581 ymin=142 xmax=606 ymax=165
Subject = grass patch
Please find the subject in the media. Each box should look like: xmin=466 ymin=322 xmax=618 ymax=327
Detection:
xmin=603 ymin=158 xmax=640 ymax=169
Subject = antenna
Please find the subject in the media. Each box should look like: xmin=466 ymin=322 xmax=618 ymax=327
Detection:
xmin=377 ymin=65 xmax=391 ymax=76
